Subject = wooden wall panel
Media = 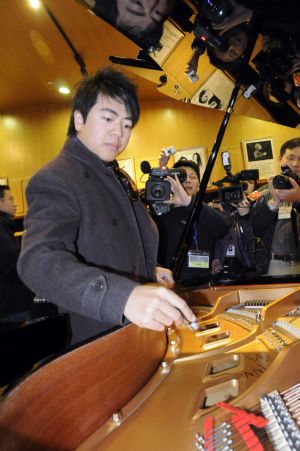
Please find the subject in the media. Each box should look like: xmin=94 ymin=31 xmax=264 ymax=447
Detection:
xmin=1 ymin=101 xmax=299 ymax=204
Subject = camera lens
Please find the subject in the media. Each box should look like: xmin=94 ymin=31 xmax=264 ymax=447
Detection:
xmin=149 ymin=182 xmax=168 ymax=200
xmin=272 ymin=175 xmax=292 ymax=189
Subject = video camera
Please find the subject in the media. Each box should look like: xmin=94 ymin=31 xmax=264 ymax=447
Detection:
xmin=192 ymin=0 xmax=232 ymax=52
xmin=140 ymin=160 xmax=186 ymax=215
xmin=213 ymin=151 xmax=259 ymax=205
xmin=272 ymin=164 xmax=300 ymax=190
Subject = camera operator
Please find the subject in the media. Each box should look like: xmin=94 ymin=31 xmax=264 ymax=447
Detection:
xmin=260 ymin=137 xmax=300 ymax=273
xmin=153 ymin=159 xmax=231 ymax=282
xmin=211 ymin=189 xmax=276 ymax=279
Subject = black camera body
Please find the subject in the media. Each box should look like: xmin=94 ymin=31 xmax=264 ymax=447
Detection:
xmin=272 ymin=164 xmax=300 ymax=190
xmin=141 ymin=161 xmax=187 ymax=215
xmin=213 ymin=169 xmax=259 ymax=205
xmin=145 ymin=167 xmax=186 ymax=202
xmin=192 ymin=0 xmax=231 ymax=52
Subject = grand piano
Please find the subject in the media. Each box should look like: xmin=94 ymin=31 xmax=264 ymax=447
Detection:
xmin=1 ymin=1 xmax=300 ymax=450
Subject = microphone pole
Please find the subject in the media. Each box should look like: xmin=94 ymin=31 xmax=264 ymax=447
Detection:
xmin=172 ymin=14 xmax=262 ymax=281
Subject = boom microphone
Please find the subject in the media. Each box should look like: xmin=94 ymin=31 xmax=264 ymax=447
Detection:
xmin=140 ymin=160 xmax=151 ymax=174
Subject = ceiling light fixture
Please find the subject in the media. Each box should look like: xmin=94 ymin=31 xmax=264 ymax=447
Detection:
xmin=58 ymin=86 xmax=71 ymax=95
xmin=28 ymin=0 xmax=41 ymax=9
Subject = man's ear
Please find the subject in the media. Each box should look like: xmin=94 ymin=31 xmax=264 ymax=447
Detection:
xmin=74 ymin=110 xmax=84 ymax=131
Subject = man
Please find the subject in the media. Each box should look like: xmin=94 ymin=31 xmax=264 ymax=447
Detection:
xmin=153 ymin=159 xmax=231 ymax=283
xmin=262 ymin=137 xmax=300 ymax=273
xmin=18 ymin=67 xmax=195 ymax=344
xmin=0 ymin=185 xmax=35 ymax=319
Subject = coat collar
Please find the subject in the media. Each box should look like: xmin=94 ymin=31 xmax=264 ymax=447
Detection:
xmin=62 ymin=136 xmax=118 ymax=173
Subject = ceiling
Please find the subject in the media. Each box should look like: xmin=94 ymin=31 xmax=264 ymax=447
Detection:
xmin=1 ymin=0 xmax=299 ymax=128
xmin=0 ymin=0 xmax=169 ymax=112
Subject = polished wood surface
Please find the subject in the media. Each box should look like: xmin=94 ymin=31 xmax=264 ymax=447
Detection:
xmin=78 ymin=287 xmax=300 ymax=450
xmin=0 ymin=326 xmax=166 ymax=450
xmin=0 ymin=285 xmax=299 ymax=450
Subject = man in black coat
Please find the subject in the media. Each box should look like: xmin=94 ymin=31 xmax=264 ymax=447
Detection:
xmin=0 ymin=185 xmax=35 ymax=319
xmin=18 ymin=68 xmax=195 ymax=344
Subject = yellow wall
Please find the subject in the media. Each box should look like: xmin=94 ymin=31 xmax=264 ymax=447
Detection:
xmin=1 ymin=100 xmax=299 ymax=214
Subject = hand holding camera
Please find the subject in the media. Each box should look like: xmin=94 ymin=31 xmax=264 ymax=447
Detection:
xmin=164 ymin=175 xmax=191 ymax=207
xmin=269 ymin=164 xmax=300 ymax=203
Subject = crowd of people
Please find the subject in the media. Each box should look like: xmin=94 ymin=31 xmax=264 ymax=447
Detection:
xmin=1 ymin=66 xmax=300 ymax=348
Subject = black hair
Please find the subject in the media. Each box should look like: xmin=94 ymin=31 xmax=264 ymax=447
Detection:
xmin=67 ymin=67 xmax=140 ymax=137
xmin=0 ymin=185 xmax=10 ymax=200
xmin=198 ymin=89 xmax=210 ymax=103
xmin=173 ymin=158 xmax=200 ymax=181
xmin=280 ymin=137 xmax=300 ymax=157
xmin=208 ymin=95 xmax=222 ymax=109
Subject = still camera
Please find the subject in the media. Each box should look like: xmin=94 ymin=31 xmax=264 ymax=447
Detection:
xmin=272 ymin=164 xmax=300 ymax=190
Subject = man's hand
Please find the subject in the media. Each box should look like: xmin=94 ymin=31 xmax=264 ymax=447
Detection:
xmin=268 ymin=176 xmax=300 ymax=203
xmin=165 ymin=175 xmax=191 ymax=207
xmin=155 ymin=266 xmax=174 ymax=288
xmin=124 ymin=284 xmax=196 ymax=332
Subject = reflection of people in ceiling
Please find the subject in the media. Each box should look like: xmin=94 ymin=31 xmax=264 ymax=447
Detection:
xmin=91 ymin=0 xmax=175 ymax=50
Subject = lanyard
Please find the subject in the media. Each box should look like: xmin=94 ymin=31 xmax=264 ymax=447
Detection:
xmin=193 ymin=224 xmax=198 ymax=251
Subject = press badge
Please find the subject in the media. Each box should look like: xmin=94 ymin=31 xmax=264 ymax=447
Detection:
xmin=188 ymin=251 xmax=210 ymax=268
xmin=278 ymin=202 xmax=292 ymax=219
xmin=226 ymin=244 xmax=236 ymax=257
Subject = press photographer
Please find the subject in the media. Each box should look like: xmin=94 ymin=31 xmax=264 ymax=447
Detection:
xmin=260 ymin=138 xmax=300 ymax=274
xmin=212 ymin=150 xmax=259 ymax=209
xmin=211 ymin=151 xmax=275 ymax=280
xmin=149 ymin=158 xmax=231 ymax=283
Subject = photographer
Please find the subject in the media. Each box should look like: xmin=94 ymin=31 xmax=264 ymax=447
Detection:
xmin=260 ymin=137 xmax=300 ymax=273
xmin=153 ymin=159 xmax=231 ymax=282
xmin=211 ymin=191 xmax=276 ymax=279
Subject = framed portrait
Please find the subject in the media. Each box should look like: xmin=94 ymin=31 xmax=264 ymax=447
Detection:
xmin=117 ymin=156 xmax=136 ymax=183
xmin=174 ymin=146 xmax=209 ymax=184
xmin=191 ymin=70 xmax=237 ymax=111
xmin=242 ymin=138 xmax=276 ymax=179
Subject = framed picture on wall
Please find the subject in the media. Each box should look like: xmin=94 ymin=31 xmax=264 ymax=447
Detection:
xmin=117 ymin=156 xmax=136 ymax=183
xmin=190 ymin=70 xmax=237 ymax=111
xmin=242 ymin=138 xmax=276 ymax=179
xmin=174 ymin=146 xmax=208 ymax=184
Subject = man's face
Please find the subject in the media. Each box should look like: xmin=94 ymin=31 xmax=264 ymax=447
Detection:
xmin=0 ymin=189 xmax=16 ymax=217
xmin=213 ymin=31 xmax=248 ymax=63
xmin=181 ymin=167 xmax=200 ymax=196
xmin=74 ymin=95 xmax=133 ymax=162
xmin=279 ymin=146 xmax=300 ymax=177
xmin=116 ymin=0 xmax=169 ymax=31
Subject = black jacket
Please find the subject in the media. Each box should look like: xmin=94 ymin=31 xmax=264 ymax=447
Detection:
xmin=0 ymin=211 xmax=35 ymax=318
xmin=154 ymin=201 xmax=231 ymax=282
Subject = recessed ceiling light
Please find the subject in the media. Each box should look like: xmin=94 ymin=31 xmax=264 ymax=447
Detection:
xmin=58 ymin=86 xmax=71 ymax=95
xmin=28 ymin=0 xmax=41 ymax=9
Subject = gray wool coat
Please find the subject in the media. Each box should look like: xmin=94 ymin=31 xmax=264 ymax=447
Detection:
xmin=17 ymin=137 xmax=158 ymax=343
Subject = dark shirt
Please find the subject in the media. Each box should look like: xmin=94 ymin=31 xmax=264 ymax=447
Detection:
xmin=0 ymin=211 xmax=35 ymax=318
xmin=154 ymin=201 xmax=231 ymax=282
